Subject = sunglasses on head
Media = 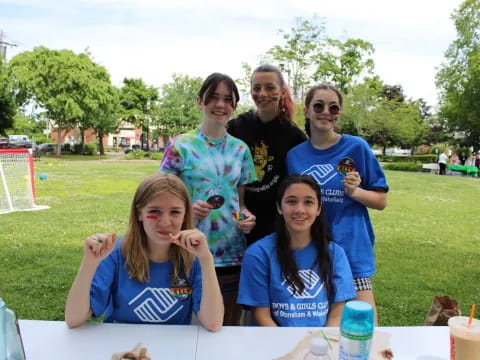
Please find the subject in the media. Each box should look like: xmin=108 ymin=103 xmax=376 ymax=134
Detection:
xmin=312 ymin=103 xmax=341 ymax=115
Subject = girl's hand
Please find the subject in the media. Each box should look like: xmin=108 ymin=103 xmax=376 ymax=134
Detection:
xmin=192 ymin=200 xmax=213 ymax=220
xmin=169 ymin=229 xmax=212 ymax=263
xmin=342 ymin=171 xmax=362 ymax=197
xmin=237 ymin=209 xmax=256 ymax=234
xmin=83 ymin=233 xmax=117 ymax=264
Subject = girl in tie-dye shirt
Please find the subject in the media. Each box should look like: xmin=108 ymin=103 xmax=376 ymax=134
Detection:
xmin=160 ymin=73 xmax=257 ymax=325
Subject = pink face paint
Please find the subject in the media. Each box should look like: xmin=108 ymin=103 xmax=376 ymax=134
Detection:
xmin=146 ymin=215 xmax=158 ymax=221
xmin=251 ymin=93 xmax=259 ymax=101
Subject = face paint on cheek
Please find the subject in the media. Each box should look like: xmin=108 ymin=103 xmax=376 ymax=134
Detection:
xmin=270 ymin=92 xmax=280 ymax=101
xmin=146 ymin=215 xmax=158 ymax=221
xmin=252 ymin=93 xmax=259 ymax=101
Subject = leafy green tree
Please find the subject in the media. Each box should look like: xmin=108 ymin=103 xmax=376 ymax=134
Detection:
xmin=267 ymin=16 xmax=325 ymax=101
xmin=120 ymin=78 xmax=158 ymax=151
xmin=313 ymin=38 xmax=375 ymax=94
xmin=154 ymin=73 xmax=203 ymax=141
xmin=436 ymin=0 xmax=480 ymax=151
xmin=89 ymin=85 xmax=121 ymax=155
xmin=361 ymin=99 xmax=422 ymax=154
xmin=0 ymin=57 xmax=16 ymax=135
xmin=9 ymin=46 xmax=116 ymax=156
xmin=340 ymin=76 xmax=384 ymax=136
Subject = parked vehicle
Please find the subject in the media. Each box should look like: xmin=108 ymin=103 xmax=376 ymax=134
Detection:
xmin=8 ymin=135 xmax=33 ymax=148
xmin=35 ymin=143 xmax=57 ymax=153
xmin=0 ymin=138 xmax=8 ymax=149
xmin=124 ymin=144 xmax=141 ymax=154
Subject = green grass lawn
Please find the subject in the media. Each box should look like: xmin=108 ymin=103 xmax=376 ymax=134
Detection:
xmin=1 ymin=160 xmax=479 ymax=326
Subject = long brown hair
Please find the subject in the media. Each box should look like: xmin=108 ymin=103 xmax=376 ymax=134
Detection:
xmin=304 ymin=83 xmax=343 ymax=137
xmin=251 ymin=64 xmax=297 ymax=124
xmin=275 ymin=174 xmax=335 ymax=300
xmin=122 ymin=173 xmax=195 ymax=282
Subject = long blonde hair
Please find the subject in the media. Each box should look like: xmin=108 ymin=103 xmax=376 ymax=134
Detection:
xmin=122 ymin=173 xmax=195 ymax=282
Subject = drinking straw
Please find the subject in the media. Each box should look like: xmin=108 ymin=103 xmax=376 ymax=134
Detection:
xmin=320 ymin=329 xmax=333 ymax=351
xmin=468 ymin=304 xmax=476 ymax=327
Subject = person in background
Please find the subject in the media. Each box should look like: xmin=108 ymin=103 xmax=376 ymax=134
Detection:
xmin=459 ymin=151 xmax=467 ymax=165
xmin=65 ymin=173 xmax=223 ymax=331
xmin=438 ymin=150 xmax=448 ymax=175
xmin=450 ymin=152 xmax=459 ymax=165
xmin=160 ymin=73 xmax=257 ymax=325
xmin=227 ymin=64 xmax=307 ymax=245
xmin=474 ymin=153 xmax=480 ymax=170
xmin=237 ymin=174 xmax=356 ymax=327
xmin=286 ymin=83 xmax=388 ymax=324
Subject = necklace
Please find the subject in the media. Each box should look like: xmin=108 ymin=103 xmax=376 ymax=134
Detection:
xmin=199 ymin=129 xmax=227 ymax=209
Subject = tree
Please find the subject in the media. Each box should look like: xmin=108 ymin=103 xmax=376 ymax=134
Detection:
xmin=120 ymin=78 xmax=158 ymax=151
xmin=89 ymin=85 xmax=121 ymax=155
xmin=0 ymin=57 xmax=16 ymax=135
xmin=361 ymin=99 xmax=422 ymax=154
xmin=9 ymin=46 xmax=117 ymax=156
xmin=267 ymin=16 xmax=326 ymax=101
xmin=436 ymin=0 xmax=480 ymax=151
xmin=340 ymin=76 xmax=384 ymax=136
xmin=154 ymin=73 xmax=203 ymax=142
xmin=313 ymin=38 xmax=375 ymax=94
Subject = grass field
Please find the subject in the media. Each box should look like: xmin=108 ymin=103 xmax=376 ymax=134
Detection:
xmin=0 ymin=158 xmax=479 ymax=326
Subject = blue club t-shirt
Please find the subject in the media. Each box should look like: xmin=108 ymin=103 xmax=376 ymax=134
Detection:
xmin=286 ymin=135 xmax=389 ymax=278
xmin=237 ymin=233 xmax=356 ymax=327
xmin=90 ymin=240 xmax=202 ymax=324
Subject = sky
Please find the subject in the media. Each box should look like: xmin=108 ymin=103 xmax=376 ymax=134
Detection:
xmin=0 ymin=0 xmax=465 ymax=108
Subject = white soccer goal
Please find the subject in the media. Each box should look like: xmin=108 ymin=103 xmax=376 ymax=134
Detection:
xmin=0 ymin=148 xmax=49 ymax=214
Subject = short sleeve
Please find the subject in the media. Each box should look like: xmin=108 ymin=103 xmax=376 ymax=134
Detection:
xmin=359 ymin=139 xmax=389 ymax=192
xmin=330 ymin=243 xmax=356 ymax=303
xmin=159 ymin=137 xmax=184 ymax=175
xmin=90 ymin=252 xmax=117 ymax=318
xmin=237 ymin=244 xmax=270 ymax=307
xmin=189 ymin=259 xmax=202 ymax=314
xmin=239 ymin=145 xmax=257 ymax=185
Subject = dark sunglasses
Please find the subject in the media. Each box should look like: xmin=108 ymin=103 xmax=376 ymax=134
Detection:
xmin=312 ymin=103 xmax=341 ymax=115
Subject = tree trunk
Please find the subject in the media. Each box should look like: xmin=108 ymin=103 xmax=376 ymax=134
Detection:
xmin=98 ymin=130 xmax=105 ymax=155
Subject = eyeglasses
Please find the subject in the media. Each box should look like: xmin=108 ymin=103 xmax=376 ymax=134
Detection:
xmin=312 ymin=103 xmax=341 ymax=115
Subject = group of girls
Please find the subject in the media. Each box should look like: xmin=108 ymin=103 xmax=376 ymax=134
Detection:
xmin=65 ymin=64 xmax=388 ymax=331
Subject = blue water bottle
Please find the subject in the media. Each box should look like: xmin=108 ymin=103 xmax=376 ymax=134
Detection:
xmin=338 ymin=300 xmax=374 ymax=360
xmin=1 ymin=298 xmax=7 ymax=360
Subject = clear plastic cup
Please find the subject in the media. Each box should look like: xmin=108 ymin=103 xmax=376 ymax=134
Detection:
xmin=448 ymin=316 xmax=480 ymax=360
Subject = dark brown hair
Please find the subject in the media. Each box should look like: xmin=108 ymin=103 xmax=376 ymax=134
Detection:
xmin=198 ymin=72 xmax=240 ymax=108
xmin=275 ymin=174 xmax=335 ymax=301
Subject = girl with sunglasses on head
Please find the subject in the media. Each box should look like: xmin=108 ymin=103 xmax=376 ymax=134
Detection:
xmin=65 ymin=173 xmax=223 ymax=331
xmin=237 ymin=174 xmax=356 ymax=326
xmin=286 ymin=83 xmax=388 ymax=323
xmin=227 ymin=64 xmax=307 ymax=246
xmin=159 ymin=73 xmax=257 ymax=325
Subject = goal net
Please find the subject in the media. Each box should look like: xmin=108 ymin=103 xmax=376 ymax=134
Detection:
xmin=0 ymin=148 xmax=49 ymax=214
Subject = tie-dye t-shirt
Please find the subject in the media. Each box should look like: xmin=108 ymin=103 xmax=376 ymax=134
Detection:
xmin=159 ymin=128 xmax=257 ymax=267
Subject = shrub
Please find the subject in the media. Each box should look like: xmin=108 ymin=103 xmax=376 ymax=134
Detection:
xmin=83 ymin=143 xmax=97 ymax=156
xmin=376 ymin=154 xmax=437 ymax=163
xmin=125 ymin=149 xmax=146 ymax=160
xmin=383 ymin=162 xmax=423 ymax=172
xmin=150 ymin=152 xmax=163 ymax=161
xmin=72 ymin=143 xmax=83 ymax=154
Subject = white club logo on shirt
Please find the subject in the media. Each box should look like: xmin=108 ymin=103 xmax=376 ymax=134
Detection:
xmin=302 ymin=164 xmax=337 ymax=186
xmin=282 ymin=270 xmax=325 ymax=299
xmin=128 ymin=287 xmax=184 ymax=323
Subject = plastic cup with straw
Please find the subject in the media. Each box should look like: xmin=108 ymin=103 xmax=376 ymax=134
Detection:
xmin=468 ymin=304 xmax=476 ymax=327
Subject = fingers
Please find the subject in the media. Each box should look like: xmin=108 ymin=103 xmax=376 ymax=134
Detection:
xmin=170 ymin=230 xmax=204 ymax=251
xmin=85 ymin=233 xmax=117 ymax=259
xmin=193 ymin=200 xmax=213 ymax=220
xmin=236 ymin=210 xmax=256 ymax=234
